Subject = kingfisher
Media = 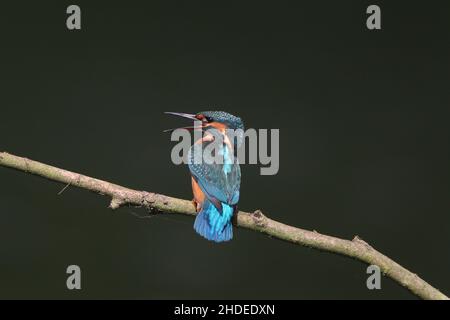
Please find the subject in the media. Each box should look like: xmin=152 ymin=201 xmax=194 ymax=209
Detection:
xmin=165 ymin=111 xmax=244 ymax=242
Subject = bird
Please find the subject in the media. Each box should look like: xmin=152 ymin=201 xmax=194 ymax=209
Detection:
xmin=165 ymin=111 xmax=244 ymax=242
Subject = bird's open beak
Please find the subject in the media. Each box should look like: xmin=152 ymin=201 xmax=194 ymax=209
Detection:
xmin=165 ymin=112 xmax=198 ymax=121
xmin=164 ymin=112 xmax=204 ymax=133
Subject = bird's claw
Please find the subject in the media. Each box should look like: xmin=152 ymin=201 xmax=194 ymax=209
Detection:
xmin=192 ymin=199 xmax=202 ymax=212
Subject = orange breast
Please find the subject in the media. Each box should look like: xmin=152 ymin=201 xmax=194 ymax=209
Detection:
xmin=191 ymin=176 xmax=205 ymax=205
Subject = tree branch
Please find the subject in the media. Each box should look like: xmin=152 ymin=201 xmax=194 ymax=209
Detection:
xmin=0 ymin=151 xmax=447 ymax=300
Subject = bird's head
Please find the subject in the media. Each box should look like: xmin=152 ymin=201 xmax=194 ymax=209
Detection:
xmin=165 ymin=110 xmax=244 ymax=132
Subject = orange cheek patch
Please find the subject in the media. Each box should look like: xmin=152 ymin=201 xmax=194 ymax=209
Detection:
xmin=208 ymin=122 xmax=227 ymax=132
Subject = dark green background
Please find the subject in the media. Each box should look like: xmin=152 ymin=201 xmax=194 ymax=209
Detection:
xmin=0 ymin=1 xmax=449 ymax=299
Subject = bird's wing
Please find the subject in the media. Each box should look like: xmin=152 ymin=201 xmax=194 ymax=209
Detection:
xmin=188 ymin=141 xmax=240 ymax=206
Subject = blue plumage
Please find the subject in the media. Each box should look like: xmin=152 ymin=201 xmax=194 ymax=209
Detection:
xmin=193 ymin=200 xmax=234 ymax=242
xmin=189 ymin=139 xmax=240 ymax=242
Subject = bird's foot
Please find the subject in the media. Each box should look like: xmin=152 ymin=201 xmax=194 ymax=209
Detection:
xmin=192 ymin=199 xmax=202 ymax=212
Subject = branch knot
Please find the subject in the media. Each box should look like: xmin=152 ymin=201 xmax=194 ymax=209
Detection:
xmin=352 ymin=235 xmax=373 ymax=249
xmin=109 ymin=197 xmax=125 ymax=210
xmin=251 ymin=209 xmax=268 ymax=227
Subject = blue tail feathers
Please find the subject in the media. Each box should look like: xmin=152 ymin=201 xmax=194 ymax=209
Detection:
xmin=193 ymin=199 xmax=234 ymax=242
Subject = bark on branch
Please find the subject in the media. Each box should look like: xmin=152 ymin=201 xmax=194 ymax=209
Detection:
xmin=0 ymin=151 xmax=447 ymax=300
